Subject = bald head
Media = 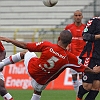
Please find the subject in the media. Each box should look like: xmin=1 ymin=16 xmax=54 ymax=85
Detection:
xmin=74 ymin=10 xmax=82 ymax=15
xmin=60 ymin=30 xmax=72 ymax=44
xmin=73 ymin=10 xmax=83 ymax=24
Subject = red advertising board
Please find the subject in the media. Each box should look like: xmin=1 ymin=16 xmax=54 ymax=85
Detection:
xmin=3 ymin=61 xmax=74 ymax=90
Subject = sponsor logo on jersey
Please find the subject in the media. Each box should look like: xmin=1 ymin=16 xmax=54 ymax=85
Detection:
xmin=77 ymin=56 xmax=82 ymax=65
xmin=50 ymin=48 xmax=66 ymax=59
xmin=84 ymin=27 xmax=88 ymax=32
xmin=84 ymin=57 xmax=90 ymax=67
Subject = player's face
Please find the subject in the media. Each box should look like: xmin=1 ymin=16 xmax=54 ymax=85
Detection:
xmin=73 ymin=11 xmax=83 ymax=23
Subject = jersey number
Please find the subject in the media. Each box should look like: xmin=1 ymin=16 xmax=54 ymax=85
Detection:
xmin=44 ymin=56 xmax=59 ymax=69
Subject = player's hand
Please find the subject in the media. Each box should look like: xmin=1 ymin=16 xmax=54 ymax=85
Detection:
xmin=83 ymin=33 xmax=95 ymax=41
xmin=0 ymin=36 xmax=4 ymax=41
xmin=93 ymin=65 xmax=100 ymax=73
xmin=0 ymin=36 xmax=10 ymax=42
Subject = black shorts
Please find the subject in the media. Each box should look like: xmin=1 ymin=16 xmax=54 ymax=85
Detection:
xmin=82 ymin=58 xmax=100 ymax=83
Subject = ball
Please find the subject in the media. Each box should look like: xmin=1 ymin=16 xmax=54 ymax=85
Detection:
xmin=43 ymin=0 xmax=58 ymax=7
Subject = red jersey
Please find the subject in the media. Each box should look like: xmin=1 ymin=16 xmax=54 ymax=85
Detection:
xmin=0 ymin=42 xmax=5 ymax=52
xmin=26 ymin=41 xmax=86 ymax=85
xmin=65 ymin=23 xmax=86 ymax=56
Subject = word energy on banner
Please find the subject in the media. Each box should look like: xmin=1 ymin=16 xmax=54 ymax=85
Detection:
xmin=3 ymin=61 xmax=32 ymax=89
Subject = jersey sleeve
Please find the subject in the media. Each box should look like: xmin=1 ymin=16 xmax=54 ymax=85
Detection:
xmin=0 ymin=42 xmax=5 ymax=52
xmin=67 ymin=53 xmax=86 ymax=72
xmin=83 ymin=18 xmax=97 ymax=42
xmin=26 ymin=41 xmax=52 ymax=52
xmin=70 ymin=64 xmax=86 ymax=72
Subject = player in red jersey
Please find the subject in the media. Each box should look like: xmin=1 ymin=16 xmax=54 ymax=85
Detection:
xmin=0 ymin=42 xmax=14 ymax=100
xmin=65 ymin=10 xmax=86 ymax=94
xmin=0 ymin=30 xmax=99 ymax=100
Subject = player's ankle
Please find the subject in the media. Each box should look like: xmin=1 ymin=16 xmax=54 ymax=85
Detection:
xmin=76 ymin=97 xmax=82 ymax=100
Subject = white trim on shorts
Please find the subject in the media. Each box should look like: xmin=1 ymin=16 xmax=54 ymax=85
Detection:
xmin=31 ymin=79 xmax=48 ymax=92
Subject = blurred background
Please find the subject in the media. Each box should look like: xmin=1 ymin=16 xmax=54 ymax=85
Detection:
xmin=0 ymin=0 xmax=99 ymax=56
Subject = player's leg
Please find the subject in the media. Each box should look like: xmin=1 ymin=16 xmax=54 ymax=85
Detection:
xmin=30 ymin=79 xmax=48 ymax=100
xmin=76 ymin=82 xmax=92 ymax=100
xmin=77 ymin=72 xmax=83 ymax=93
xmin=78 ymin=73 xmax=82 ymax=86
xmin=0 ymin=51 xmax=14 ymax=100
xmin=77 ymin=57 xmax=83 ymax=93
xmin=77 ymin=58 xmax=94 ymax=100
xmin=0 ymin=73 xmax=14 ymax=100
xmin=0 ymin=51 xmax=26 ymax=69
xmin=84 ymin=80 xmax=99 ymax=100
xmin=84 ymin=75 xmax=100 ymax=100
xmin=24 ymin=51 xmax=42 ymax=100
xmin=84 ymin=59 xmax=100 ymax=100
xmin=77 ymin=72 xmax=94 ymax=100
xmin=31 ymin=90 xmax=42 ymax=100
xmin=24 ymin=51 xmax=48 ymax=100
xmin=70 ymin=69 xmax=79 ymax=94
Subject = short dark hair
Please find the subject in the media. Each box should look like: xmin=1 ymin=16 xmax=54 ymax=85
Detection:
xmin=60 ymin=30 xmax=72 ymax=44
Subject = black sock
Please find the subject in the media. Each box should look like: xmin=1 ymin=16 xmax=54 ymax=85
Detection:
xmin=85 ymin=90 xmax=99 ymax=100
xmin=77 ymin=85 xmax=89 ymax=99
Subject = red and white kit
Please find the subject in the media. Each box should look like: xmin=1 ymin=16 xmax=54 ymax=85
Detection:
xmin=65 ymin=23 xmax=86 ymax=55
xmin=26 ymin=41 xmax=86 ymax=85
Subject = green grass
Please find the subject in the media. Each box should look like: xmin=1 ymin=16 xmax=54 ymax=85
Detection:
xmin=0 ymin=89 xmax=100 ymax=100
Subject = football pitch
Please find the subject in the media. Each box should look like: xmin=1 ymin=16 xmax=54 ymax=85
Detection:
xmin=0 ymin=89 xmax=100 ymax=100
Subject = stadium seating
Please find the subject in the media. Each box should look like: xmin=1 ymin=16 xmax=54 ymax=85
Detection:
xmin=0 ymin=0 xmax=99 ymax=56
xmin=0 ymin=0 xmax=94 ymax=28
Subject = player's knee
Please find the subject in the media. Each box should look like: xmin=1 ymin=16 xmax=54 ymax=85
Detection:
xmin=0 ymin=86 xmax=7 ymax=96
xmin=92 ymin=81 xmax=100 ymax=90
xmin=34 ymin=90 xmax=42 ymax=95
xmin=83 ymin=83 xmax=92 ymax=91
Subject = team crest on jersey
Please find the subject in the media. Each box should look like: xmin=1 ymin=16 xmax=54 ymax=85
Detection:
xmin=84 ymin=27 xmax=88 ymax=32
xmin=77 ymin=56 xmax=82 ymax=65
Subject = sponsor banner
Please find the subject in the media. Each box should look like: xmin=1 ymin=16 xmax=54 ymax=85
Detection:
xmin=3 ymin=61 xmax=74 ymax=90
xmin=46 ymin=68 xmax=73 ymax=90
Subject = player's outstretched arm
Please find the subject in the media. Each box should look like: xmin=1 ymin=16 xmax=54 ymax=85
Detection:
xmin=84 ymin=66 xmax=100 ymax=74
xmin=93 ymin=66 xmax=100 ymax=73
xmin=95 ymin=34 xmax=100 ymax=40
xmin=0 ymin=36 xmax=27 ymax=49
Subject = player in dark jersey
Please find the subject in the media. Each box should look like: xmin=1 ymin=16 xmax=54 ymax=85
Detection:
xmin=0 ymin=42 xmax=14 ymax=100
xmin=77 ymin=17 xmax=100 ymax=100
xmin=0 ymin=30 xmax=99 ymax=100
